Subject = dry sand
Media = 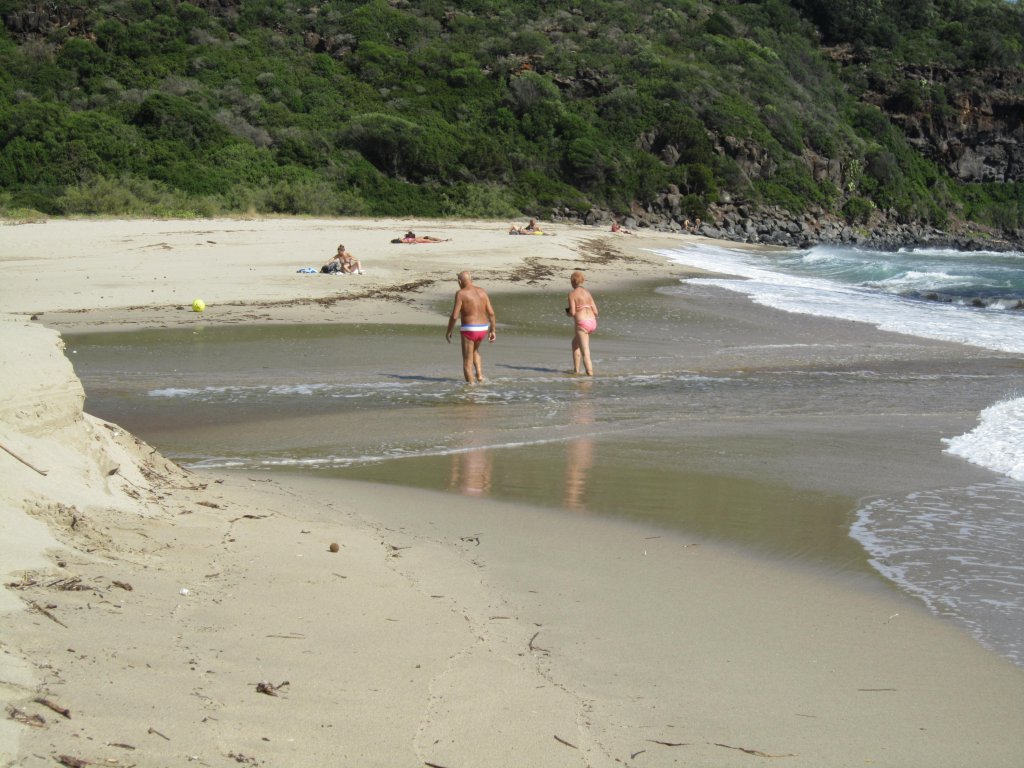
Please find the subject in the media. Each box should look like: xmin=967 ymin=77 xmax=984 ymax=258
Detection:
xmin=1 ymin=217 xmax=1022 ymax=767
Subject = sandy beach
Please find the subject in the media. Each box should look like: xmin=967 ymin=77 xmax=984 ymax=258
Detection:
xmin=2 ymin=217 xmax=1023 ymax=768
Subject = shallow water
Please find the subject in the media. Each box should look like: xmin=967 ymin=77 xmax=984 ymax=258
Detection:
xmin=66 ymin=278 xmax=1024 ymax=665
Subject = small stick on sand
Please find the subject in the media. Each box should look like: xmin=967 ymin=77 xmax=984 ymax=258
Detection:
xmin=255 ymin=680 xmax=290 ymax=696
xmin=0 ymin=441 xmax=48 ymax=475
xmin=6 ymin=705 xmax=46 ymax=727
xmin=528 ymin=631 xmax=549 ymax=654
xmin=28 ymin=601 xmax=68 ymax=628
xmin=33 ymin=697 xmax=71 ymax=719
xmin=714 ymin=742 xmax=797 ymax=758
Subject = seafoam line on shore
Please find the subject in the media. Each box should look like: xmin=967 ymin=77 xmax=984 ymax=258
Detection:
xmin=944 ymin=395 xmax=1024 ymax=482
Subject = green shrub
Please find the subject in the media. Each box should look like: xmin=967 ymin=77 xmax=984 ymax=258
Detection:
xmin=439 ymin=183 xmax=520 ymax=218
xmin=55 ymin=174 xmax=204 ymax=216
xmin=341 ymin=112 xmax=459 ymax=181
xmin=842 ymin=196 xmax=875 ymax=224
xmin=754 ymin=161 xmax=826 ymax=211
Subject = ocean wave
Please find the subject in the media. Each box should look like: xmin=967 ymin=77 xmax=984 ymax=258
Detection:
xmin=943 ymin=396 xmax=1024 ymax=481
xmin=899 ymin=246 xmax=1024 ymax=261
xmin=655 ymin=244 xmax=1024 ymax=354
xmin=863 ymin=269 xmax=977 ymax=292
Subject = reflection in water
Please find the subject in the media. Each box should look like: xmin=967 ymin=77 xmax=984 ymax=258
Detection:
xmin=564 ymin=384 xmax=595 ymax=511
xmin=449 ymin=448 xmax=493 ymax=496
xmin=448 ymin=402 xmax=493 ymax=497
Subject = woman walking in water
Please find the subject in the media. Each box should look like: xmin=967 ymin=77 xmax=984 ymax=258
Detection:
xmin=566 ymin=270 xmax=598 ymax=376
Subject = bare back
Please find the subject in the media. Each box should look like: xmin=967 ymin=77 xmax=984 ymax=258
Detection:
xmin=453 ymin=285 xmax=494 ymax=325
xmin=568 ymin=285 xmax=597 ymax=320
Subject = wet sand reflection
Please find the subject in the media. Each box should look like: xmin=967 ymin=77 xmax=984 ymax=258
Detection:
xmin=448 ymin=402 xmax=493 ymax=497
xmin=564 ymin=384 xmax=595 ymax=511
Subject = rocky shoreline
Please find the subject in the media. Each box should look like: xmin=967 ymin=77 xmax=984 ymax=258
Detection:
xmin=564 ymin=196 xmax=1024 ymax=253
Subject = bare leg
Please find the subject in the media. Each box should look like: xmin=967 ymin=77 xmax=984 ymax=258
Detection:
xmin=571 ymin=335 xmax=582 ymax=374
xmin=473 ymin=342 xmax=485 ymax=382
xmin=576 ymin=329 xmax=594 ymax=376
xmin=460 ymin=335 xmax=476 ymax=383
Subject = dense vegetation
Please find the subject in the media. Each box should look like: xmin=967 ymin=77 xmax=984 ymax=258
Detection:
xmin=0 ymin=0 xmax=1021 ymax=233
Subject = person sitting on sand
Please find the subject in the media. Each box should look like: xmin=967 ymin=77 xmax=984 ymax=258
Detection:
xmin=322 ymin=244 xmax=362 ymax=274
xmin=339 ymin=246 xmax=363 ymax=274
xmin=611 ymin=221 xmax=635 ymax=235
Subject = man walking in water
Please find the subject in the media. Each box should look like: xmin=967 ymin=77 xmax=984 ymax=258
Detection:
xmin=445 ymin=271 xmax=496 ymax=383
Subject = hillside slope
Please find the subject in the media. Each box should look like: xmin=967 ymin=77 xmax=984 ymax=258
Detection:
xmin=1 ymin=0 xmax=1021 ymax=245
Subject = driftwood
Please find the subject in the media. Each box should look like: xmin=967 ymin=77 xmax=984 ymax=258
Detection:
xmin=255 ymin=680 xmax=289 ymax=697
xmin=28 ymin=601 xmax=68 ymax=628
xmin=5 ymin=577 xmax=38 ymax=589
xmin=554 ymin=734 xmax=578 ymax=749
xmin=528 ymin=631 xmax=549 ymax=654
xmin=6 ymin=705 xmax=46 ymax=727
xmin=47 ymin=577 xmax=97 ymax=593
xmin=33 ymin=697 xmax=70 ymax=719
xmin=147 ymin=726 xmax=170 ymax=741
xmin=0 ymin=441 xmax=48 ymax=475
xmin=56 ymin=756 xmax=90 ymax=767
xmin=714 ymin=742 xmax=797 ymax=758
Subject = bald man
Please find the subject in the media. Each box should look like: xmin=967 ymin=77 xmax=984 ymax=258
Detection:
xmin=445 ymin=271 xmax=496 ymax=383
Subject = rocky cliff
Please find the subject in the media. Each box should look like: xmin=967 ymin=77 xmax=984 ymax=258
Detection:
xmin=863 ymin=64 xmax=1024 ymax=184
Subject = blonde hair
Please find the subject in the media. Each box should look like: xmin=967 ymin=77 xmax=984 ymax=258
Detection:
xmin=570 ymin=270 xmax=585 ymax=287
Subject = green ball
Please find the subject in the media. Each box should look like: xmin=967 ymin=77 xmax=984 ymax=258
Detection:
xmin=191 ymin=298 xmax=206 ymax=312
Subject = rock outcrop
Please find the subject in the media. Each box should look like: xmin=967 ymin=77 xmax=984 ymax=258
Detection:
xmin=865 ymin=65 xmax=1024 ymax=184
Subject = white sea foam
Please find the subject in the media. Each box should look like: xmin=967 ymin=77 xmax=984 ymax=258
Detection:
xmin=902 ymin=246 xmax=1024 ymax=260
xmin=656 ymin=244 xmax=1024 ymax=353
xmin=148 ymin=385 xmax=259 ymax=400
xmin=147 ymin=381 xmax=421 ymax=403
xmin=944 ymin=396 xmax=1024 ymax=481
xmin=149 ymin=387 xmax=203 ymax=398
xmin=267 ymin=383 xmax=332 ymax=396
xmin=186 ymin=431 xmax=594 ymax=472
xmin=851 ymin=480 xmax=1024 ymax=667
xmin=863 ymin=270 xmax=967 ymax=291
